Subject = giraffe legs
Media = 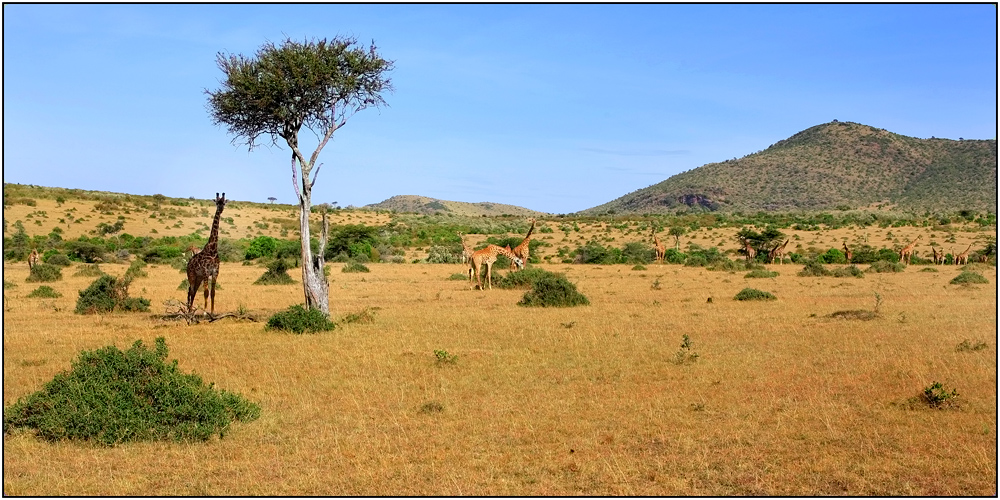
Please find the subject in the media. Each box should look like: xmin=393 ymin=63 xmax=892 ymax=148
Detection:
xmin=187 ymin=277 xmax=202 ymax=313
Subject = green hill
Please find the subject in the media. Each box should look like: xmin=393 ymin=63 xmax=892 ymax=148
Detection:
xmin=364 ymin=195 xmax=549 ymax=217
xmin=583 ymin=121 xmax=997 ymax=214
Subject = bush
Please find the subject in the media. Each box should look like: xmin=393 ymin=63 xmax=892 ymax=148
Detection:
xmin=73 ymin=263 xmax=106 ymax=277
xmin=2 ymin=337 xmax=260 ymax=446
xmin=142 ymin=245 xmax=182 ymax=263
xmin=253 ymin=259 xmax=296 ymax=285
xmin=921 ymin=381 xmax=959 ymax=409
xmin=493 ymin=267 xmax=554 ymax=289
xmin=818 ymin=248 xmax=847 ymax=264
xmin=26 ymin=285 xmax=62 ymax=298
xmin=950 ymin=271 xmax=988 ymax=285
xmin=734 ymin=288 xmax=776 ymax=301
xmin=867 ymin=260 xmax=905 ymax=273
xmin=26 ymin=263 xmax=63 ymax=282
xmin=832 ymin=265 xmax=865 ymax=278
xmin=632 ymin=264 xmax=647 ymax=271
xmin=683 ymin=255 xmax=708 ymax=267
xmin=744 ymin=269 xmax=778 ymax=279
xmin=62 ymin=241 xmax=107 ymax=263
xmin=518 ymin=273 xmax=589 ymax=307
xmin=244 ymin=236 xmax=278 ymax=260
xmin=342 ymin=261 xmax=370 ymax=273
xmin=266 ymin=304 xmax=335 ymax=334
xmin=43 ymin=253 xmax=72 ymax=267
xmin=447 ymin=272 xmax=467 ymax=281
xmin=797 ymin=261 xmax=832 ymax=277
xmin=125 ymin=260 xmax=148 ymax=278
xmin=75 ymin=275 xmax=150 ymax=314
xmin=426 ymin=245 xmax=461 ymax=264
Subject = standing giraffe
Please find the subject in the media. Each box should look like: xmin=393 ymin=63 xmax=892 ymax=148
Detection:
xmin=186 ymin=193 xmax=227 ymax=315
xmin=954 ymin=243 xmax=973 ymax=266
xmin=652 ymin=227 xmax=666 ymax=263
xmin=842 ymin=242 xmax=853 ymax=264
xmin=742 ymin=239 xmax=757 ymax=264
xmin=457 ymin=232 xmax=474 ymax=264
xmin=931 ymin=246 xmax=944 ymax=265
xmin=768 ymin=239 xmax=790 ymax=265
xmin=468 ymin=244 xmax=523 ymax=290
xmin=510 ymin=218 xmax=536 ymax=271
xmin=899 ymin=237 xmax=919 ymax=265
xmin=27 ymin=248 xmax=39 ymax=271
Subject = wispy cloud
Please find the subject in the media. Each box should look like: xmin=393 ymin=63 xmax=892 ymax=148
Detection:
xmin=580 ymin=147 xmax=690 ymax=157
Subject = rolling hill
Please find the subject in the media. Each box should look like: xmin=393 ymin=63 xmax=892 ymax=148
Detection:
xmin=582 ymin=121 xmax=997 ymax=214
xmin=364 ymin=195 xmax=549 ymax=217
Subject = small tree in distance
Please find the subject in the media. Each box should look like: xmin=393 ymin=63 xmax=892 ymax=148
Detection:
xmin=206 ymin=37 xmax=393 ymax=315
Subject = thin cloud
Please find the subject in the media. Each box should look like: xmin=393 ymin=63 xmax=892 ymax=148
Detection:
xmin=580 ymin=147 xmax=690 ymax=157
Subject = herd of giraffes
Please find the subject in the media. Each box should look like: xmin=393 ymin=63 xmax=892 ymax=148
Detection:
xmin=22 ymin=194 xmax=993 ymax=313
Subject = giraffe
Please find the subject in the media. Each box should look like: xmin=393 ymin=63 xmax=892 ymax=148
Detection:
xmin=899 ymin=237 xmax=919 ymax=265
xmin=457 ymin=232 xmax=474 ymax=264
xmin=742 ymin=239 xmax=757 ymax=264
xmin=954 ymin=243 xmax=973 ymax=266
xmin=768 ymin=239 xmax=790 ymax=265
xmin=842 ymin=242 xmax=853 ymax=264
xmin=27 ymin=248 xmax=39 ymax=271
xmin=468 ymin=244 xmax=523 ymax=290
xmin=931 ymin=246 xmax=944 ymax=265
xmin=186 ymin=193 xmax=227 ymax=315
xmin=510 ymin=218 xmax=536 ymax=271
xmin=652 ymin=227 xmax=666 ymax=263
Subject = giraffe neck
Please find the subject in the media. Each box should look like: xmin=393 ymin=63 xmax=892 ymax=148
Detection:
xmin=202 ymin=203 xmax=225 ymax=256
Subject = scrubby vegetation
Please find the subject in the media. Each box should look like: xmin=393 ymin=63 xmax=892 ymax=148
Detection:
xmin=25 ymin=263 xmax=63 ymax=282
xmin=75 ymin=275 xmax=150 ymax=314
xmin=26 ymin=285 xmax=62 ymax=298
xmin=734 ymin=288 xmax=776 ymax=301
xmin=341 ymin=261 xmax=370 ymax=273
xmin=2 ymin=337 xmax=260 ymax=446
xmin=254 ymin=259 xmax=296 ymax=285
xmin=266 ymin=304 xmax=336 ymax=334
xmin=867 ymin=260 xmax=906 ymax=273
xmin=950 ymin=271 xmax=988 ymax=285
xmin=744 ymin=269 xmax=778 ymax=279
xmin=517 ymin=271 xmax=589 ymax=307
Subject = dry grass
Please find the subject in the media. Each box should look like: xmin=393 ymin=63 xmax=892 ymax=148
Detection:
xmin=3 ymin=258 xmax=996 ymax=495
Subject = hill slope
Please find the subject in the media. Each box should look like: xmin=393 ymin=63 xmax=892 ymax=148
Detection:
xmin=583 ymin=121 xmax=997 ymax=214
xmin=364 ymin=195 xmax=549 ymax=217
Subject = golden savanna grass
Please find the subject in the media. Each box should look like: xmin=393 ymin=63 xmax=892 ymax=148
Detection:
xmin=3 ymin=254 xmax=996 ymax=495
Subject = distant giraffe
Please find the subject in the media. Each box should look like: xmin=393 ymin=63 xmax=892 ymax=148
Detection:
xmin=768 ymin=239 xmax=790 ymax=265
xmin=899 ymin=237 xmax=919 ymax=265
xmin=931 ymin=246 xmax=944 ymax=265
xmin=742 ymin=239 xmax=757 ymax=264
xmin=186 ymin=193 xmax=227 ymax=315
xmin=510 ymin=218 xmax=536 ymax=270
xmin=842 ymin=242 xmax=853 ymax=264
xmin=954 ymin=243 xmax=973 ymax=266
xmin=652 ymin=228 xmax=666 ymax=263
xmin=27 ymin=248 xmax=39 ymax=271
xmin=468 ymin=244 xmax=523 ymax=290
xmin=458 ymin=232 xmax=474 ymax=264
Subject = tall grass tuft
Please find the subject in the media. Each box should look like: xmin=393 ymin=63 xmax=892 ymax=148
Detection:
xmin=2 ymin=337 xmax=260 ymax=446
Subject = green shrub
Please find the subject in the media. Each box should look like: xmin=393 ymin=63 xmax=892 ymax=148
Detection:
xmin=683 ymin=255 xmax=708 ymax=267
xmin=818 ymin=248 xmax=847 ymax=264
xmin=426 ymin=245 xmax=461 ymax=264
xmin=342 ymin=261 xmax=370 ymax=273
xmin=26 ymin=285 xmax=62 ymax=298
xmin=447 ymin=272 xmax=467 ymax=280
xmin=797 ymin=261 xmax=832 ymax=277
xmin=4 ymin=280 xmax=16 ymax=290
xmin=950 ymin=271 xmax=988 ymax=285
xmin=744 ymin=269 xmax=778 ymax=279
xmin=244 ymin=235 xmax=278 ymax=260
xmin=734 ymin=288 xmax=776 ymax=301
xmin=919 ymin=267 xmax=938 ymax=272
xmin=922 ymin=381 xmax=959 ymax=409
xmin=631 ymin=264 xmax=647 ymax=271
xmin=75 ymin=275 xmax=150 ymax=314
xmin=434 ymin=349 xmax=458 ymax=365
xmin=832 ymin=265 xmax=864 ymax=278
xmin=518 ymin=274 xmax=589 ymax=308
xmin=2 ymin=337 xmax=260 ymax=446
xmin=672 ymin=334 xmax=699 ymax=364
xmin=26 ymin=263 xmax=63 ymax=282
xmin=43 ymin=253 xmax=72 ymax=267
xmin=493 ymin=267 xmax=554 ymax=289
xmin=867 ymin=260 xmax=905 ymax=273
xmin=142 ymin=245 xmax=182 ymax=263
xmin=253 ymin=259 xmax=296 ymax=285
xmin=265 ymin=304 xmax=335 ymax=334
xmin=73 ymin=263 xmax=106 ymax=277
xmin=125 ymin=260 xmax=148 ymax=278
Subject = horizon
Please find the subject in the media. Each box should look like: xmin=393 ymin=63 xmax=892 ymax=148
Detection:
xmin=3 ymin=4 xmax=996 ymax=214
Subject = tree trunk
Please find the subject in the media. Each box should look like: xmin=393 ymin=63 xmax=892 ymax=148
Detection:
xmin=293 ymin=157 xmax=330 ymax=316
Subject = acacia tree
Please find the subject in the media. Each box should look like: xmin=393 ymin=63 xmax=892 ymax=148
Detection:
xmin=207 ymin=37 xmax=392 ymax=315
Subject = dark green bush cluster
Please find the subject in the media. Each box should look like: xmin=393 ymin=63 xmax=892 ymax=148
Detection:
xmin=43 ymin=253 xmax=72 ymax=267
xmin=244 ymin=235 xmax=278 ymax=260
xmin=26 ymin=263 xmax=63 ymax=282
xmin=922 ymin=381 xmax=959 ymax=409
xmin=266 ymin=304 xmax=336 ymax=334
xmin=342 ymin=261 xmax=370 ymax=273
xmin=141 ymin=245 xmax=182 ymax=263
xmin=447 ymin=272 xmax=468 ymax=280
xmin=517 ymin=272 xmax=589 ymax=307
xmin=2 ymin=337 xmax=260 ymax=446
xmin=950 ymin=271 xmax=988 ymax=285
xmin=831 ymin=265 xmax=865 ymax=278
xmin=125 ymin=259 xmax=148 ymax=278
xmin=73 ymin=263 xmax=106 ymax=277
xmin=492 ymin=267 xmax=554 ymax=289
xmin=867 ymin=260 xmax=905 ymax=273
xmin=75 ymin=275 xmax=150 ymax=314
xmin=26 ymin=285 xmax=62 ymax=298
xmin=734 ymin=288 xmax=776 ymax=301
xmin=797 ymin=261 xmax=832 ymax=277
xmin=254 ymin=258 xmax=296 ymax=285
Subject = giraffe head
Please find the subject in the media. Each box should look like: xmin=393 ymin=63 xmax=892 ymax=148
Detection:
xmin=214 ymin=193 xmax=227 ymax=210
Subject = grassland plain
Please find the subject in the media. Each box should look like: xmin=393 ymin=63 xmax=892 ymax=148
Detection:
xmin=3 ymin=255 xmax=996 ymax=495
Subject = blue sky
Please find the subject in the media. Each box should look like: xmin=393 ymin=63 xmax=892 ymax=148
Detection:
xmin=3 ymin=4 xmax=996 ymax=214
